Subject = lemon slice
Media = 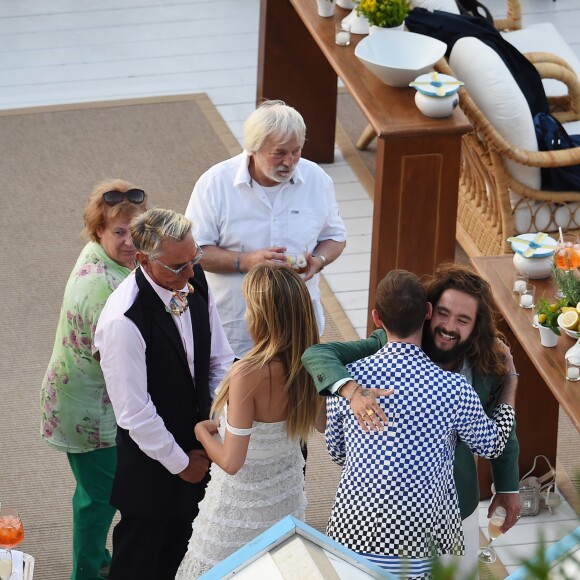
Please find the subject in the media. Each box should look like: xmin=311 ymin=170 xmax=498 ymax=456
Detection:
xmin=561 ymin=310 xmax=579 ymax=331
xmin=576 ymin=302 xmax=580 ymax=313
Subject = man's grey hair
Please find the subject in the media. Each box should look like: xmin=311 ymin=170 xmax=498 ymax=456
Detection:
xmin=131 ymin=208 xmax=192 ymax=259
xmin=243 ymin=100 xmax=306 ymax=154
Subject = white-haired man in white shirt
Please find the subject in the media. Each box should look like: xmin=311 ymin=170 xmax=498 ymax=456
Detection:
xmin=185 ymin=99 xmax=347 ymax=359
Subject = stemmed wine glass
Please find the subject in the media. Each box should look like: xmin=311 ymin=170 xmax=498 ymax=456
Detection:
xmin=478 ymin=506 xmax=506 ymax=564
xmin=0 ymin=509 xmax=25 ymax=580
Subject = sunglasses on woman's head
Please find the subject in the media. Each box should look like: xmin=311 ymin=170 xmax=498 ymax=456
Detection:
xmin=103 ymin=188 xmax=145 ymax=206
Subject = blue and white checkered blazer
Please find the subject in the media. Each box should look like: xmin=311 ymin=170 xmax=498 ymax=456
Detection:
xmin=325 ymin=342 xmax=515 ymax=566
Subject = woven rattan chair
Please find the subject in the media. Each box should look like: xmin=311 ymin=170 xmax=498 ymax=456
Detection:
xmin=438 ymin=54 xmax=580 ymax=256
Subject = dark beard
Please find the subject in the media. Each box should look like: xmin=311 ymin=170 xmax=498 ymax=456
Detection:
xmin=422 ymin=325 xmax=470 ymax=366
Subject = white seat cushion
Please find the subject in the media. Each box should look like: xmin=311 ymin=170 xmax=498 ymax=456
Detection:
xmin=502 ymin=23 xmax=580 ymax=98
xmin=449 ymin=36 xmax=540 ymax=191
xmin=451 ymin=38 xmax=580 ymax=233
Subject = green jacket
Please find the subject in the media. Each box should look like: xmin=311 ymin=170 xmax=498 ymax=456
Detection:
xmin=302 ymin=329 xmax=520 ymax=519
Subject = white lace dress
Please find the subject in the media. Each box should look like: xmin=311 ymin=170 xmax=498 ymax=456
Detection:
xmin=175 ymin=413 xmax=306 ymax=579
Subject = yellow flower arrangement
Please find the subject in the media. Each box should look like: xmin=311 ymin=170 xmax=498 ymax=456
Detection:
xmin=356 ymin=0 xmax=411 ymax=28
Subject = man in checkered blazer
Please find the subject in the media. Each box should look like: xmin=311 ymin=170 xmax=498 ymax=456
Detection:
xmin=303 ymin=263 xmax=520 ymax=577
xmin=317 ymin=270 xmax=517 ymax=578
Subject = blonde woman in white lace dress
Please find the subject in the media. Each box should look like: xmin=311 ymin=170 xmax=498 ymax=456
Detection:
xmin=176 ymin=265 xmax=324 ymax=578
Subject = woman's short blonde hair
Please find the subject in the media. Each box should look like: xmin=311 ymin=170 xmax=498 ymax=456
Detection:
xmin=83 ymin=179 xmax=147 ymax=241
xmin=243 ymin=100 xmax=306 ymax=154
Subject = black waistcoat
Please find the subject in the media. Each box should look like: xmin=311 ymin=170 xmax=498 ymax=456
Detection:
xmin=111 ymin=266 xmax=212 ymax=518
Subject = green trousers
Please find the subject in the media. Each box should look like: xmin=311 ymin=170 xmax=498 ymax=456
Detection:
xmin=67 ymin=447 xmax=117 ymax=580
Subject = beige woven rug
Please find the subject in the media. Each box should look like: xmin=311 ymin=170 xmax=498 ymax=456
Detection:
xmin=0 ymin=93 xmax=354 ymax=579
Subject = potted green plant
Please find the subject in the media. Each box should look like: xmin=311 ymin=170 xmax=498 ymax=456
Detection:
xmin=356 ymin=0 xmax=411 ymax=33
xmin=552 ymin=266 xmax=580 ymax=308
xmin=536 ymin=297 xmax=566 ymax=347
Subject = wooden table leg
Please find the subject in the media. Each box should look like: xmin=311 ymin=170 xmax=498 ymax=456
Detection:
xmin=366 ymin=134 xmax=462 ymax=332
xmin=478 ymin=321 xmax=559 ymax=499
xmin=257 ymin=0 xmax=337 ymax=162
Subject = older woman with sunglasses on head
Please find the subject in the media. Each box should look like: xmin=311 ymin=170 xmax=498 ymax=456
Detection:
xmin=40 ymin=179 xmax=147 ymax=580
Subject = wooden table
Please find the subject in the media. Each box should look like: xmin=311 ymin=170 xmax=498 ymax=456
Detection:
xmin=472 ymin=255 xmax=580 ymax=489
xmin=257 ymin=0 xmax=471 ymax=333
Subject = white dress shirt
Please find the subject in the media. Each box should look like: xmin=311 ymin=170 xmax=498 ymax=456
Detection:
xmin=94 ymin=269 xmax=234 ymax=475
xmin=186 ymin=150 xmax=347 ymax=358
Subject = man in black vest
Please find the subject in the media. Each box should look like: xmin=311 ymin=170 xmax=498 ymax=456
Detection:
xmin=95 ymin=208 xmax=234 ymax=580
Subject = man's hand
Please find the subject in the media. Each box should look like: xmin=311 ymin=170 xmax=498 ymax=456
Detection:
xmin=239 ymin=247 xmax=287 ymax=272
xmin=496 ymin=338 xmax=518 ymax=407
xmin=497 ymin=338 xmax=516 ymax=374
xmin=489 ymin=492 xmax=521 ymax=533
xmin=340 ymin=382 xmax=394 ymax=432
xmin=303 ymin=252 xmax=320 ymax=282
xmin=178 ymin=449 xmax=210 ymax=484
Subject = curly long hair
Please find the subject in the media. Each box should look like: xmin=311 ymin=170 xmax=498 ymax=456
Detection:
xmin=211 ymin=265 xmax=321 ymax=442
xmin=423 ymin=263 xmax=508 ymax=377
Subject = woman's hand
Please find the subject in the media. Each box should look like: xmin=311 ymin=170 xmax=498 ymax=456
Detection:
xmin=194 ymin=419 xmax=220 ymax=439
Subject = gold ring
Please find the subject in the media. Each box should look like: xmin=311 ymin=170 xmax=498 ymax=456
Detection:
xmin=366 ymin=409 xmax=375 ymax=416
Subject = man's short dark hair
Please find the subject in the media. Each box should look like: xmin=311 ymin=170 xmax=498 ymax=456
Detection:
xmin=375 ymin=270 xmax=427 ymax=338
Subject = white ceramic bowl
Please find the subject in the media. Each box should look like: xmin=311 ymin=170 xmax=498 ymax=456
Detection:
xmin=354 ymin=30 xmax=447 ymax=87
xmin=557 ymin=313 xmax=580 ymax=339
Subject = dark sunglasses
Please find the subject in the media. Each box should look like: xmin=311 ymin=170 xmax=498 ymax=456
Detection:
xmin=103 ymin=188 xmax=145 ymax=206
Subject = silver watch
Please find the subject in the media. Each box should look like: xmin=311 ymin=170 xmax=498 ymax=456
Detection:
xmin=312 ymin=253 xmax=326 ymax=272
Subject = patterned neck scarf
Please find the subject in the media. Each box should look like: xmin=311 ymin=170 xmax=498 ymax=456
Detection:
xmin=166 ymin=283 xmax=194 ymax=316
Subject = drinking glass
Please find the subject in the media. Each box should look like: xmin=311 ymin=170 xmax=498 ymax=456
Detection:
xmin=512 ymin=272 xmax=529 ymax=295
xmin=554 ymin=234 xmax=580 ymax=298
xmin=518 ymin=284 xmax=536 ymax=309
xmin=284 ymin=244 xmax=309 ymax=275
xmin=566 ymin=356 xmax=580 ymax=381
xmin=335 ymin=21 xmax=351 ymax=46
xmin=478 ymin=506 xmax=506 ymax=563
xmin=0 ymin=510 xmax=24 ymax=580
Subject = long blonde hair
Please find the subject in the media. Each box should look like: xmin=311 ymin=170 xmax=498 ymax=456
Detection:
xmin=211 ymin=265 xmax=321 ymax=442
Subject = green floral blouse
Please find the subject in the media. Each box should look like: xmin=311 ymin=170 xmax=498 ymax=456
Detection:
xmin=40 ymin=242 xmax=132 ymax=453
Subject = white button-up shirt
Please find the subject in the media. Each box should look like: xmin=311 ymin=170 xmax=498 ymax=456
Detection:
xmin=94 ymin=269 xmax=233 ymax=475
xmin=186 ymin=151 xmax=347 ymax=358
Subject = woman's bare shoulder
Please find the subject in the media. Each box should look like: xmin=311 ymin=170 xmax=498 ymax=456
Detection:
xmin=229 ymin=359 xmax=284 ymax=393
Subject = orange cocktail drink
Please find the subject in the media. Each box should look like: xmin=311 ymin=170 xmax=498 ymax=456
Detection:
xmin=0 ymin=515 xmax=24 ymax=549
xmin=555 ymin=234 xmax=580 ymax=271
